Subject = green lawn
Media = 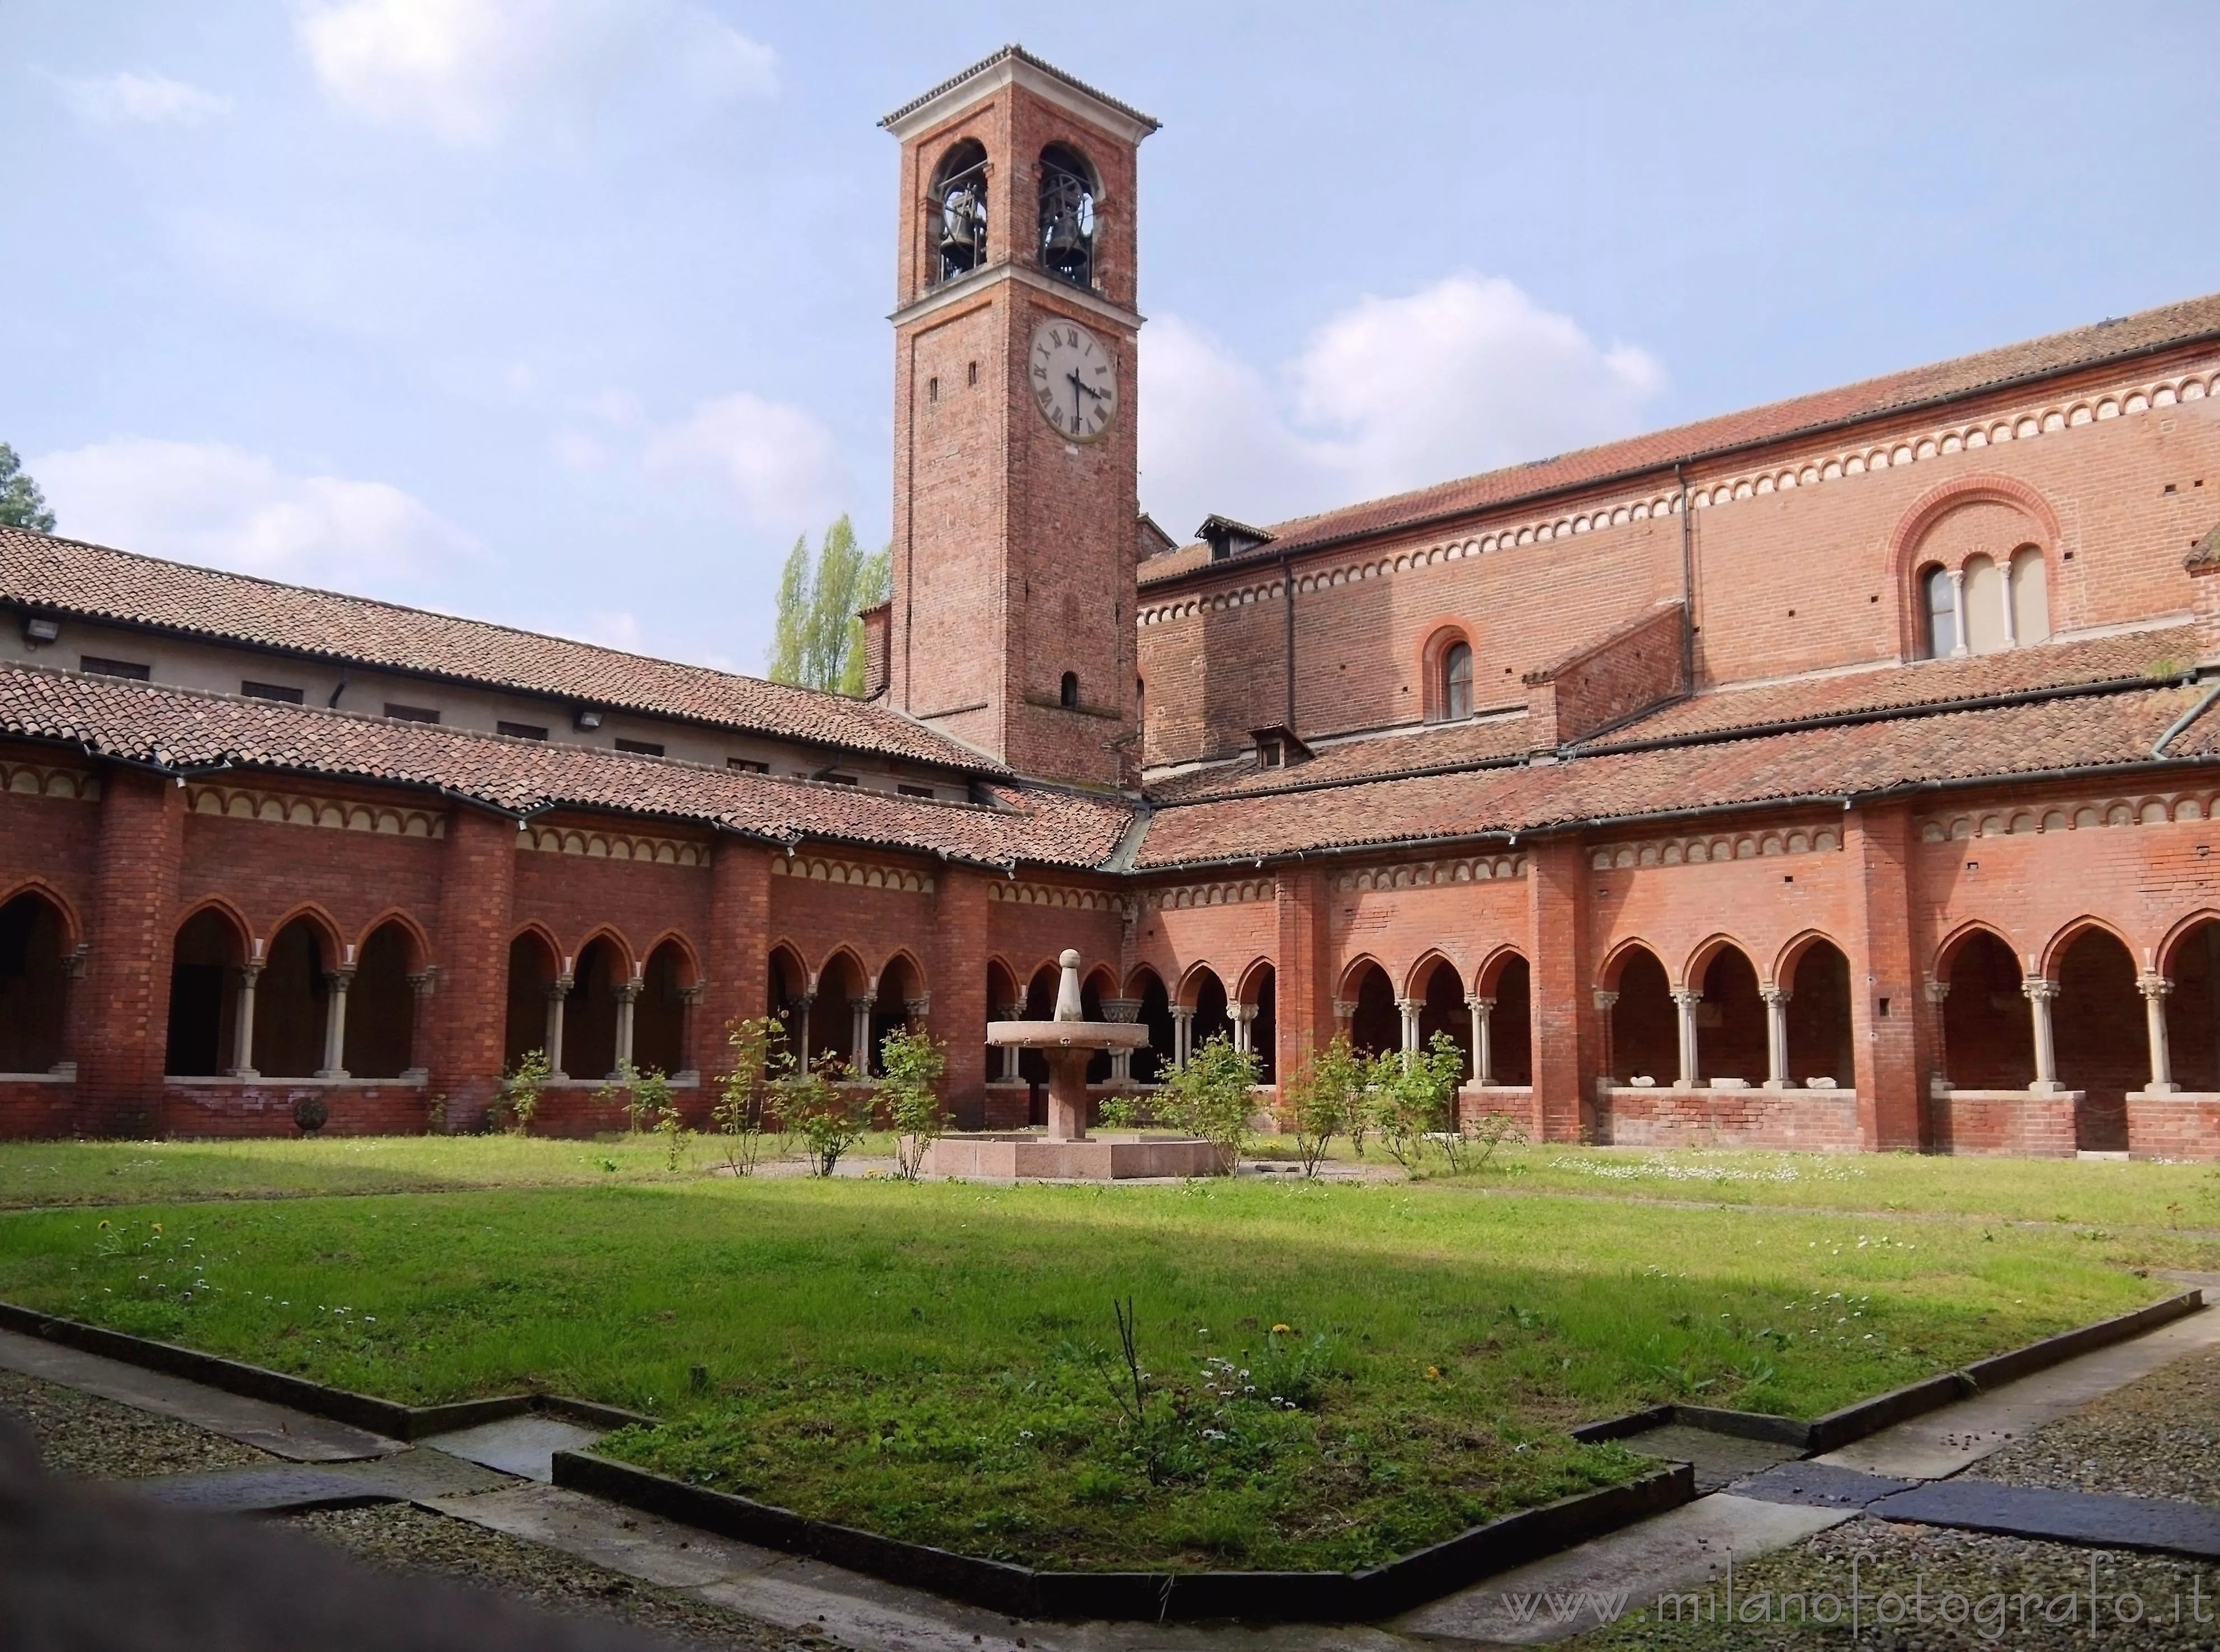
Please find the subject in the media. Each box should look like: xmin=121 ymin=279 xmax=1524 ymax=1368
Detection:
xmin=0 ymin=1136 xmax=2194 ymax=1572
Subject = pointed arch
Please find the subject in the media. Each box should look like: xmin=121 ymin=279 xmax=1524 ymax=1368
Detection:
xmin=176 ymin=896 xmax=254 ymax=957
xmin=641 ymin=929 xmax=703 ymax=986
xmin=1597 ymin=936 xmax=1664 ymax=992
xmin=1337 ymin=953 xmax=1390 ymax=1000
xmin=634 ymin=934 xmax=699 ymax=1078
xmin=1471 ymin=944 xmax=1526 ymax=996
xmin=166 ymin=904 xmax=249 ymax=1077
xmin=0 ymin=884 xmax=72 ymax=1076
xmin=2037 ymin=915 xmax=2138 ymax=983
xmin=504 ymin=928 xmax=562 ymax=1071
xmin=1233 ymin=956 xmax=1276 ymax=1006
xmin=352 ymin=908 xmax=430 ymax=971
xmin=1772 ymin=928 xmax=1846 ymax=990
xmin=1122 ymin=962 xmax=1166 ymax=1000
xmin=1934 ymin=919 xmax=2019 ymax=983
xmin=0 ymin=878 xmax=83 ymax=950
xmin=266 ymin=902 xmax=345 ymax=961
xmin=347 ymin=916 xmax=422 ymax=1080
xmin=877 ymin=946 xmax=928 ymax=995
xmin=1402 ymin=949 xmax=1461 ymax=999
xmin=573 ymin=925 xmax=638 ymax=981
xmin=256 ymin=910 xmax=340 ymax=1078
xmin=1682 ymin=932 xmax=1754 ymax=993
xmin=1176 ymin=960 xmax=1225 ymax=1009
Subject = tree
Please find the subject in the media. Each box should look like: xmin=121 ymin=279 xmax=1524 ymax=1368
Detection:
xmin=1281 ymin=1035 xmax=1362 ymax=1177
xmin=876 ymin=1027 xmax=948 ymax=1180
xmin=1158 ymin=1034 xmax=1261 ymax=1172
xmin=0 ymin=445 xmax=55 ymax=533
xmin=765 ymin=516 xmax=891 ymax=695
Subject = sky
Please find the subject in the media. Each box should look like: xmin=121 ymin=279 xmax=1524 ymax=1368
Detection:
xmin=7 ymin=2 xmax=2218 ymax=677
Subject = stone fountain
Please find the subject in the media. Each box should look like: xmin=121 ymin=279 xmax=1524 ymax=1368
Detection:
xmin=926 ymin=949 xmax=1224 ymax=1180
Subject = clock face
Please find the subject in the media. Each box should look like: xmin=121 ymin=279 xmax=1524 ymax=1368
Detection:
xmin=1029 ymin=317 xmax=1117 ymax=441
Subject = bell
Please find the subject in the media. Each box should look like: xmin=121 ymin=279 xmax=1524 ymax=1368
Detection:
xmin=939 ymin=187 xmax=981 ymax=254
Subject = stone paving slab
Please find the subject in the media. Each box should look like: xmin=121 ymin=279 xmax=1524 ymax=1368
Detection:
xmin=1815 ymin=1302 xmax=2220 ymax=1480
xmin=421 ymin=1416 xmax=606 ymax=1483
xmin=1869 ymin=1478 xmax=2220 ymax=1561
xmin=1613 ymin=1423 xmax=1800 ymax=1495
xmin=134 ymin=1465 xmax=403 ymax=1515
xmin=1726 ymin=1462 xmax=1920 ymax=1510
xmin=0 ymin=1328 xmax=402 ymax=1462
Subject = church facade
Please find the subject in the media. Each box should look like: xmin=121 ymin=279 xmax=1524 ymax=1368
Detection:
xmin=5 ymin=48 xmax=2220 ymax=1157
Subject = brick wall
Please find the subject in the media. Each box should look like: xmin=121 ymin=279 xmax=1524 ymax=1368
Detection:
xmin=1524 ymin=601 xmax=1687 ymax=750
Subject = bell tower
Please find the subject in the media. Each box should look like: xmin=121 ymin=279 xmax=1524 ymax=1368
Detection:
xmin=881 ymin=48 xmax=1156 ymax=788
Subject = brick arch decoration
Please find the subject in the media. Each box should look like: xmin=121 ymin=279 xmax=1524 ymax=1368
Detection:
xmin=815 ymin=945 xmax=872 ymax=993
xmin=1176 ymin=960 xmax=1226 ymax=1008
xmin=1772 ymin=928 xmax=1847 ymax=989
xmin=570 ymin=927 xmax=637 ymax=980
xmin=353 ymin=909 xmax=431 ymax=970
xmin=1682 ymin=932 xmax=1757 ymax=993
xmin=876 ymin=947 xmax=928 ymax=995
xmin=1472 ymin=944 xmax=1527 ymax=995
xmin=642 ymin=931 xmax=702 ymax=985
xmin=1932 ymin=919 xmax=2022 ymax=983
xmin=1596 ymin=937 xmax=1666 ymax=990
xmin=1233 ymin=956 xmax=1275 ymax=1006
xmin=1888 ymin=474 xmax=2064 ymax=658
xmin=2037 ymin=914 xmax=2142 ymax=983
xmin=0 ymin=878 xmax=85 ymax=950
xmin=1337 ymin=953 xmax=1391 ymax=999
xmin=1417 ymin=622 xmax=1476 ymax=722
xmin=2158 ymin=909 xmax=2220 ymax=978
xmin=264 ymin=902 xmax=346 ymax=962
xmin=1402 ymin=949 xmax=1462 ymax=999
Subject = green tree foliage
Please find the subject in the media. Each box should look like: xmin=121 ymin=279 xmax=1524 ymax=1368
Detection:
xmin=1362 ymin=1034 xmax=1467 ymax=1172
xmin=1158 ymin=1034 xmax=1262 ymax=1172
xmin=765 ymin=516 xmax=891 ymax=695
xmin=876 ymin=1027 xmax=949 ymax=1180
xmin=1280 ymin=1035 xmax=1363 ymax=1176
xmin=0 ymin=445 xmax=56 ymax=533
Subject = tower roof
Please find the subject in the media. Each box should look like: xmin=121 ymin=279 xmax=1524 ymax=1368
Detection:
xmin=880 ymin=45 xmax=1160 ymax=141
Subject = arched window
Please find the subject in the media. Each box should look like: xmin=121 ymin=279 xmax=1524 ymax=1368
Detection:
xmin=1442 ymin=642 xmax=1473 ymax=719
xmin=1060 ymin=671 xmax=1079 ymax=708
xmin=1963 ymin=555 xmax=2006 ymax=654
xmin=1037 ymin=143 xmax=1096 ymax=288
xmin=2009 ymin=545 xmax=2051 ymax=644
xmin=1921 ymin=565 xmax=1957 ymax=659
xmin=931 ymin=140 xmax=987 ymax=285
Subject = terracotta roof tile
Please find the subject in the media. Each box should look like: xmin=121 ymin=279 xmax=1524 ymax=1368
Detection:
xmin=0 ymin=662 xmax=1127 ymax=869
xmin=0 ymin=527 xmax=996 ymax=774
xmin=1144 ymin=712 xmax=1533 ymax=802
xmin=1136 ymin=683 xmax=2214 ymax=867
xmin=1141 ymin=290 xmax=2220 ymax=584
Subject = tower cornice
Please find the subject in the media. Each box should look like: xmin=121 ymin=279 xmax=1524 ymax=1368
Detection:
xmin=889 ymin=260 xmax=1145 ymax=333
xmin=880 ymin=45 xmax=1160 ymax=145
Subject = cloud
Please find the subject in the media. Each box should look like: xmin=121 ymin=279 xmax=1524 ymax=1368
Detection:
xmin=1140 ymin=274 xmax=1664 ymax=542
xmin=296 ymin=0 xmax=776 ymax=145
xmin=54 ymin=71 xmax=231 ymax=128
xmin=642 ymin=393 xmax=843 ymax=534
xmin=32 ymin=439 xmax=478 ymax=591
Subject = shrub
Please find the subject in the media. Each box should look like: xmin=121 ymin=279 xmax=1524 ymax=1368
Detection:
xmin=1281 ymin=1036 xmax=1361 ymax=1176
xmin=779 ymin=1054 xmax=869 ymax=1177
xmin=1362 ymin=1033 xmax=1465 ymax=1173
xmin=877 ymin=1027 xmax=948 ymax=1181
xmin=1158 ymin=1035 xmax=1261 ymax=1172
xmin=1438 ymin=1107 xmax=1526 ymax=1176
xmin=497 ymin=1049 xmax=551 ymax=1136
xmin=713 ymin=1016 xmax=782 ymax=1176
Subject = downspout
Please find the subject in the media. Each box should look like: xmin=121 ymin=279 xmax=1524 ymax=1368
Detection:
xmin=2154 ymin=677 xmax=2220 ymax=756
xmin=1280 ymin=552 xmax=1296 ymax=732
xmin=1675 ymin=462 xmax=1695 ymax=691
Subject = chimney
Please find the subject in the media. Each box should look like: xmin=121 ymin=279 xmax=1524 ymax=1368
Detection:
xmin=858 ymin=601 xmax=890 ymax=698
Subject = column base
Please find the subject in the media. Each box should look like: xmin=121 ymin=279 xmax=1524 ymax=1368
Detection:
xmin=2027 ymin=1080 xmax=2065 ymax=1095
xmin=314 ymin=1068 xmax=349 ymax=1080
xmin=227 ymin=1067 xmax=259 ymax=1079
xmin=2134 ymin=1083 xmax=2182 ymax=1097
xmin=400 ymin=1067 xmax=429 ymax=1083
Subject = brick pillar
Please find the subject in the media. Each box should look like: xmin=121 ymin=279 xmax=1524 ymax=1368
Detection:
xmin=1526 ymin=837 xmax=1592 ymax=1142
xmin=703 ymin=836 xmax=771 ymax=1118
xmin=1845 ymin=802 xmax=1923 ymax=1149
xmin=1274 ymin=867 xmax=1333 ymax=1092
xmin=75 ymin=767 xmax=184 ymax=1137
xmin=932 ymin=867 xmax=991 ymax=1128
xmin=429 ymin=806 xmax=517 ymax=1127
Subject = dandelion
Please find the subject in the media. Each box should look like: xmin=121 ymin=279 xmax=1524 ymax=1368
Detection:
xmin=96 ymin=1220 xmax=111 ymax=1232
xmin=151 ymin=1223 xmax=162 ymax=1235
xmin=1425 ymin=1365 xmax=1441 ymax=1379
xmin=1271 ymin=1323 xmax=1292 ymax=1334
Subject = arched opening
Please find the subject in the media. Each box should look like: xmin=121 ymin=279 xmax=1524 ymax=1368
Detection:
xmin=1784 ymin=941 xmax=1854 ymax=1087
xmin=0 ymin=892 xmax=69 ymax=1074
xmin=1482 ymin=955 xmax=1532 ymax=1086
xmin=1413 ymin=957 xmax=1469 ymax=1078
xmin=253 ymin=918 xmax=331 ymax=1079
xmin=1016 ymin=961 xmax=1058 ymax=1092
xmin=1247 ymin=967 xmax=1277 ymax=1084
xmin=1190 ymin=969 xmax=1230 ymax=1054
xmin=2010 ymin=546 xmax=2051 ymax=644
xmin=166 ymin=910 xmax=243 ymax=1077
xmin=504 ymin=932 xmax=559 ymax=1072
xmin=2051 ymin=928 xmax=2140 ymax=1152
xmin=1346 ymin=962 xmax=1398 ymax=1058
xmin=1693 ymin=944 xmax=1766 ymax=1086
xmin=931 ymin=139 xmax=987 ymax=284
xmin=1962 ymin=554 xmax=2007 ymax=654
xmin=1441 ymin=643 xmax=1473 ymax=720
xmin=1608 ymin=948 xmax=1675 ymax=1084
xmin=566 ymin=938 xmax=624 ymax=1081
xmin=810 ymin=951 xmax=867 ymax=1072
xmin=635 ymin=940 xmax=691 ymax=1076
xmin=1081 ymin=969 xmax=1114 ymax=1083
xmin=2163 ymin=920 xmax=2220 ymax=1092
xmin=984 ymin=959 xmax=1020 ymax=1092
xmin=768 ymin=945 xmax=809 ymax=1067
xmin=1941 ymin=931 xmax=2031 ymax=1090
xmin=870 ymin=955 xmax=924 ymax=1078
xmin=1037 ymin=142 xmax=1096 ymax=288
xmin=344 ymin=922 xmax=417 ymax=1079
xmin=1060 ymin=671 xmax=1079 ymax=709
xmin=1131 ymin=969 xmax=1172 ymax=1085
xmin=1920 ymin=564 xmax=1957 ymax=659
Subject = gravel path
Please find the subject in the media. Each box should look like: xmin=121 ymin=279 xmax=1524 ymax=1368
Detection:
xmin=292 ymin=1505 xmax=825 ymax=1652
xmin=0 ymin=1369 xmax=273 ymax=1479
xmin=1968 ymin=1342 xmax=2220 ymax=1505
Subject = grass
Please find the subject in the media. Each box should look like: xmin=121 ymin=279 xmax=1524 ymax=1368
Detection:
xmin=0 ymin=1135 xmax=2194 ymax=1572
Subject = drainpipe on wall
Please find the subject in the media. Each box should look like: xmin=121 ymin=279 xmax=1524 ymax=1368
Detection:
xmin=1280 ymin=552 xmax=1297 ymax=733
xmin=1675 ymin=462 xmax=1695 ymax=691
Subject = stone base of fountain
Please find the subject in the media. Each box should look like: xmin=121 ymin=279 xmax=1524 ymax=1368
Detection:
xmin=927 ymin=1132 xmax=1224 ymax=1181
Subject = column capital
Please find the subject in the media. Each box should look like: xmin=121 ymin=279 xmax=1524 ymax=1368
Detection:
xmin=1591 ymin=989 xmax=1619 ymax=1012
xmin=239 ymin=959 xmax=266 ymax=985
xmin=616 ymin=978 xmax=645 ymax=1004
xmin=1670 ymin=989 xmax=1703 ymax=1008
xmin=1331 ymin=999 xmax=1355 ymax=1022
xmin=678 ymin=983 xmax=706 ymax=1006
xmin=407 ymin=966 xmax=438 ymax=998
xmin=2022 ymin=978 xmax=2061 ymax=1003
xmin=904 ymin=994 xmax=931 ymax=1019
xmin=1394 ymin=997 xmax=1421 ymax=1016
xmin=1759 ymin=985 xmax=1791 ymax=1007
xmin=62 ymin=943 xmax=90 ymax=981
xmin=547 ymin=975 xmax=574 ymax=1000
xmin=1170 ymin=1004 xmax=1195 ymax=1022
xmin=1924 ymin=978 xmax=1950 ymax=1004
xmin=2139 ymin=974 xmax=2175 ymax=1000
xmin=325 ymin=967 xmax=356 ymax=991
xmin=997 ymin=1000 xmax=1025 ymax=1021
xmin=789 ymin=989 xmax=816 ymax=1013
xmin=1465 ymin=995 xmax=1496 ymax=1013
xmin=1230 ymin=1003 xmax=1258 ymax=1024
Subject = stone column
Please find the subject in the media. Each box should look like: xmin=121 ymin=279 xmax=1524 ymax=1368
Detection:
xmin=1466 ymin=995 xmax=1496 ymax=1086
xmin=53 ymin=945 xmax=89 ymax=1079
xmin=787 ymin=991 xmax=815 ymax=1067
xmin=1103 ymin=997 xmax=1139 ymax=1081
xmin=1170 ymin=1005 xmax=1195 ymax=1070
xmin=1761 ymin=986 xmax=1791 ymax=1090
xmin=1671 ymin=989 xmax=1702 ymax=1089
xmin=998 ymin=1000 xmax=1025 ymax=1079
xmin=2139 ymin=974 xmax=2177 ymax=1095
xmin=230 ymin=957 xmax=264 ymax=1079
xmin=1230 ymin=1003 xmax=1257 ymax=1054
xmin=1948 ymin=567 xmax=1970 ymax=657
xmin=613 ymin=975 xmax=643 ymax=1077
xmin=1396 ymin=997 xmax=1421 ymax=1065
xmin=1591 ymin=989 xmax=1619 ymax=1087
xmin=1925 ymin=978 xmax=1952 ymax=1095
xmin=316 ymin=964 xmax=355 ymax=1079
xmin=402 ymin=969 xmax=435 ymax=1081
xmin=848 ymin=995 xmax=875 ymax=1076
xmin=545 ymin=974 xmax=572 ymax=1079
xmin=677 ymin=984 xmax=705 ymax=1081
xmin=2023 ymin=978 xmax=2061 ymax=1093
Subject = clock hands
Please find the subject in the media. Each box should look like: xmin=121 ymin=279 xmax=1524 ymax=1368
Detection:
xmin=1066 ymin=369 xmax=1105 ymax=431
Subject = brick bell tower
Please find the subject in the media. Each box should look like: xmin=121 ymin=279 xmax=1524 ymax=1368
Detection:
xmin=881 ymin=48 xmax=1156 ymax=789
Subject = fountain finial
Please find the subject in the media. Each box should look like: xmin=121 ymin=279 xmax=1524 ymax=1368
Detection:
xmin=1053 ymin=948 xmax=1084 ymax=1021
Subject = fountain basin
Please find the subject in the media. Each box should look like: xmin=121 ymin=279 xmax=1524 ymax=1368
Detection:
xmin=928 ymin=1131 xmax=1225 ymax=1181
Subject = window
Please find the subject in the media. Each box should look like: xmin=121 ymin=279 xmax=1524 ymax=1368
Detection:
xmin=81 ymin=655 xmax=150 ymax=681
xmin=821 ymin=772 xmax=858 ymax=786
xmin=384 ymin=702 xmax=439 ymax=724
xmin=1060 ymin=671 xmax=1079 ymax=709
xmin=1921 ymin=565 xmax=1957 ymax=659
xmin=1442 ymin=642 xmax=1474 ymax=720
xmin=497 ymin=720 xmax=549 ymax=741
xmin=241 ymin=681 xmax=303 ymax=704
xmin=1963 ymin=555 xmax=2006 ymax=653
xmin=727 ymin=757 xmax=768 ymax=774
xmin=615 ymin=737 xmax=665 ymax=757
xmin=2010 ymin=546 xmax=2051 ymax=644
xmin=1258 ymin=739 xmax=1284 ymax=769
xmin=967 ymin=361 xmax=979 ymax=387
xmin=899 ymin=784 xmax=935 ymax=799
xmin=1038 ymin=144 xmax=1097 ymax=288
xmin=930 ymin=139 xmax=987 ymax=285
xmin=927 ymin=376 xmax=939 ymax=403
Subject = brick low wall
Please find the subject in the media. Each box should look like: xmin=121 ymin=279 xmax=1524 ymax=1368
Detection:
xmin=1600 ymin=1084 xmax=1863 ymax=1151
xmin=0 ymin=1077 xmax=77 ymax=1139
xmin=1457 ymin=1085 xmax=1541 ymax=1139
xmin=160 ymin=1079 xmax=431 ymax=1138
xmin=2126 ymin=1091 xmax=2220 ymax=1160
xmin=1928 ymin=1088 xmax=2081 ymax=1157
